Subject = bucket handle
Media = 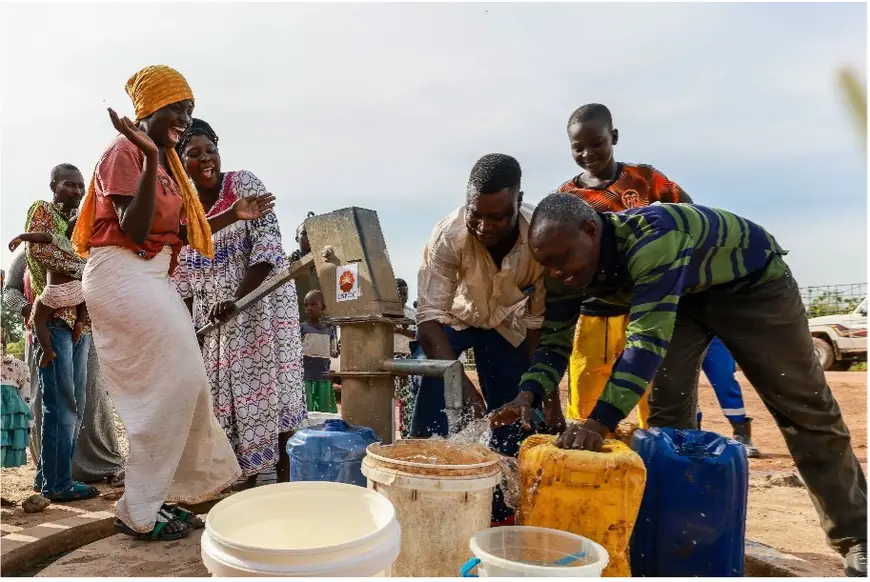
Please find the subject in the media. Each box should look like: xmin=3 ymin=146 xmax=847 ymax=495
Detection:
xmin=460 ymin=557 xmax=481 ymax=577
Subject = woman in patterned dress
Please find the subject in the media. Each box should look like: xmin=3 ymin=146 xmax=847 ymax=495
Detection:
xmin=175 ymin=119 xmax=306 ymax=489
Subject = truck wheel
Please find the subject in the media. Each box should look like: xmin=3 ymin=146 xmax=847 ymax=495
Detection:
xmin=813 ymin=337 xmax=835 ymax=371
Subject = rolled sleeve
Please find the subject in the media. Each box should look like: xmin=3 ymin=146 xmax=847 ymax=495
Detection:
xmin=415 ymin=226 xmax=459 ymax=326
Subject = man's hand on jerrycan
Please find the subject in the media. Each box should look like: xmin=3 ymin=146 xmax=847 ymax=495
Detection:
xmin=491 ymin=391 xmax=609 ymax=451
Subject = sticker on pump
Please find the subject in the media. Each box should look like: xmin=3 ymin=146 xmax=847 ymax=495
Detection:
xmin=336 ymin=263 xmax=361 ymax=302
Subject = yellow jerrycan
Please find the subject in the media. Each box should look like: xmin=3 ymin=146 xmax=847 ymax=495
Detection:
xmin=518 ymin=435 xmax=646 ymax=577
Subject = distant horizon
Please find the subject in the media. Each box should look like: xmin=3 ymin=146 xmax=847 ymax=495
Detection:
xmin=1 ymin=2 xmax=866 ymax=302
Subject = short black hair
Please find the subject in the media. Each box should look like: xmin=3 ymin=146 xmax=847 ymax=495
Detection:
xmin=567 ymin=103 xmax=613 ymax=130
xmin=395 ymin=278 xmax=408 ymax=288
xmin=467 ymin=153 xmax=522 ymax=195
xmin=50 ymin=163 xmax=80 ymax=183
xmin=530 ymin=192 xmax=602 ymax=239
xmin=304 ymin=289 xmax=325 ymax=305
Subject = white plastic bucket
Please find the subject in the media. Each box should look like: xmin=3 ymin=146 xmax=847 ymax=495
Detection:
xmin=361 ymin=440 xmax=502 ymax=578
xmin=201 ymin=482 xmax=401 ymax=577
xmin=461 ymin=526 xmax=609 ymax=577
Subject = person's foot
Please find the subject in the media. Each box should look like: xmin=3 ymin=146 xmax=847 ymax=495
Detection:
xmin=107 ymin=471 xmax=125 ymax=487
xmin=846 ymin=542 xmax=867 ymax=577
xmin=230 ymin=474 xmax=259 ymax=492
xmin=730 ymin=418 xmax=761 ymax=459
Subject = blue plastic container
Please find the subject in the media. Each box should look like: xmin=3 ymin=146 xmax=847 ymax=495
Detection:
xmin=287 ymin=419 xmax=380 ymax=487
xmin=630 ymin=428 xmax=748 ymax=577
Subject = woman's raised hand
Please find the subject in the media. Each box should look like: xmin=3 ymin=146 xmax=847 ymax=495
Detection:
xmin=108 ymin=108 xmax=158 ymax=156
xmin=232 ymin=193 xmax=276 ymax=221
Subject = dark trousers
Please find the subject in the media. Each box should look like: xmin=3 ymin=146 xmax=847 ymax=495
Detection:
xmin=648 ymin=272 xmax=867 ymax=554
xmin=409 ymin=325 xmax=533 ymax=522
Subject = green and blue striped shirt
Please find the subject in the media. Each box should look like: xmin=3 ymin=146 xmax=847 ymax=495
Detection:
xmin=520 ymin=204 xmax=787 ymax=430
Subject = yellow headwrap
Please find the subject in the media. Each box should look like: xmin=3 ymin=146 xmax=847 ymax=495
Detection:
xmin=72 ymin=65 xmax=215 ymax=259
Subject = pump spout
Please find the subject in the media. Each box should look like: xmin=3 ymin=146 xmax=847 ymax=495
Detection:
xmin=381 ymin=358 xmax=465 ymax=433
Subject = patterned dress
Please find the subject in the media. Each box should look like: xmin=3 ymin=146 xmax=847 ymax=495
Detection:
xmin=173 ymin=170 xmax=306 ymax=477
xmin=1 ymin=354 xmax=32 ymax=468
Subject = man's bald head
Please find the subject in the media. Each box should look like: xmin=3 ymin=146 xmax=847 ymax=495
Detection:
xmin=529 ymin=193 xmax=603 ymax=288
xmin=529 ymin=193 xmax=601 ymax=244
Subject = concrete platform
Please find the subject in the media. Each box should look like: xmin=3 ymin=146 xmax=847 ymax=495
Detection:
xmin=37 ymin=530 xmax=208 ymax=577
xmin=25 ymin=515 xmax=826 ymax=578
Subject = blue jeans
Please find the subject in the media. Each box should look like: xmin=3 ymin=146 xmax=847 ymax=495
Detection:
xmin=698 ymin=336 xmax=746 ymax=425
xmin=409 ymin=326 xmax=535 ymax=522
xmin=34 ymin=320 xmax=90 ymax=495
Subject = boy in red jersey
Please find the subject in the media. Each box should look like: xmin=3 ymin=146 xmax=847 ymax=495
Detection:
xmin=555 ymin=103 xmax=760 ymax=458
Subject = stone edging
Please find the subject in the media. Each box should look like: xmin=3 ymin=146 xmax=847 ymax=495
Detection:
xmin=0 ymin=510 xmax=115 ymax=575
xmin=745 ymin=539 xmax=826 ymax=577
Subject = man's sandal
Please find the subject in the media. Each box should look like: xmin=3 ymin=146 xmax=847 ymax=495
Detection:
xmin=114 ymin=509 xmax=191 ymax=542
xmin=162 ymin=504 xmax=205 ymax=529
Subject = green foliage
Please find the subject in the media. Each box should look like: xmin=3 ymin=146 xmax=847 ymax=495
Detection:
xmin=806 ymin=292 xmax=861 ymax=319
xmin=849 ymin=361 xmax=867 ymax=372
xmin=5 ymin=337 xmax=25 ymax=360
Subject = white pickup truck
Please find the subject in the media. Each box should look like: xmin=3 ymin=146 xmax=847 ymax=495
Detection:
xmin=809 ymin=297 xmax=867 ymax=370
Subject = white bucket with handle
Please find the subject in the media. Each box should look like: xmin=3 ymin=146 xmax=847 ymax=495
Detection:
xmin=460 ymin=526 xmax=609 ymax=577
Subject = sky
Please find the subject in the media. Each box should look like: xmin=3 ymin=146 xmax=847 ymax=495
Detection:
xmin=1 ymin=2 xmax=866 ymax=303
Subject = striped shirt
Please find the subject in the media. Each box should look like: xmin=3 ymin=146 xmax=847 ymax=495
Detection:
xmin=519 ymin=204 xmax=788 ymax=430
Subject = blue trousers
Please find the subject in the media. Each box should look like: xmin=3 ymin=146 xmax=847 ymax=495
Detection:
xmin=698 ymin=336 xmax=746 ymax=424
xmin=409 ymin=326 xmax=534 ymax=522
xmin=34 ymin=321 xmax=90 ymax=495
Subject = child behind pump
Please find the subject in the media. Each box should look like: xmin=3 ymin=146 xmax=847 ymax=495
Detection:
xmin=300 ymin=290 xmax=339 ymax=413
xmin=557 ymin=103 xmax=692 ymax=428
xmin=8 ymin=217 xmax=88 ymax=367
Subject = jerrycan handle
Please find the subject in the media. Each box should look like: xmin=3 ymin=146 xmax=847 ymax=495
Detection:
xmin=678 ymin=430 xmax=710 ymax=456
xmin=321 ymin=419 xmax=350 ymax=432
xmin=460 ymin=557 xmax=481 ymax=577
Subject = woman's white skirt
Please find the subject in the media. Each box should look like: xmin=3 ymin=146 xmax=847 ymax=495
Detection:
xmin=83 ymin=246 xmax=241 ymax=532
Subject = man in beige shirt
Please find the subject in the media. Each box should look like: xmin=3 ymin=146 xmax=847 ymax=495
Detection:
xmin=412 ymin=153 xmax=563 ymax=525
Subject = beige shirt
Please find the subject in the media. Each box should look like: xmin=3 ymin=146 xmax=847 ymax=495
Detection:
xmin=416 ymin=203 xmax=546 ymax=348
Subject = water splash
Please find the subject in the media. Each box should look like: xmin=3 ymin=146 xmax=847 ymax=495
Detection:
xmin=433 ymin=413 xmax=523 ymax=511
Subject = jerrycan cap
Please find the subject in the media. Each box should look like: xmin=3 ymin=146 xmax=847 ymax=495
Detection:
xmin=320 ymin=419 xmax=351 ymax=432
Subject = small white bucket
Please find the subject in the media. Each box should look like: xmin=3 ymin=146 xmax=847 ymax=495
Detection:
xmin=461 ymin=526 xmax=609 ymax=577
xmin=201 ymin=482 xmax=401 ymax=577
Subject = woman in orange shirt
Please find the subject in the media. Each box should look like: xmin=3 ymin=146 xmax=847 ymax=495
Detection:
xmin=73 ymin=65 xmax=273 ymax=542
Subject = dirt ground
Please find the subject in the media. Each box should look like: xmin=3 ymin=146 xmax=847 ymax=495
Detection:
xmin=1 ymin=371 xmax=866 ymax=577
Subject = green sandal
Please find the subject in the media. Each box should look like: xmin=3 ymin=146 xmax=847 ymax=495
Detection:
xmin=114 ymin=510 xmax=191 ymax=542
xmin=162 ymin=504 xmax=205 ymax=529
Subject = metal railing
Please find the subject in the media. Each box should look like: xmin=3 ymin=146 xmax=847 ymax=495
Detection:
xmin=800 ymin=283 xmax=867 ymax=318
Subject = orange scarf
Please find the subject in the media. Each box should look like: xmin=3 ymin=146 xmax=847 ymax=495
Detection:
xmin=72 ymin=65 xmax=214 ymax=259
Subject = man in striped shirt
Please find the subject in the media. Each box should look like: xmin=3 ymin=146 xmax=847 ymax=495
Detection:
xmin=495 ymin=193 xmax=866 ymax=576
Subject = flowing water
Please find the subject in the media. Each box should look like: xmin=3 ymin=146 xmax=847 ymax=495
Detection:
xmin=429 ymin=413 xmax=523 ymax=511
